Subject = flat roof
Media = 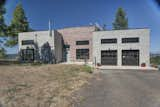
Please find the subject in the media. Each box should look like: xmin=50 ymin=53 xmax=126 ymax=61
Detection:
xmin=93 ymin=28 xmax=150 ymax=33
xmin=19 ymin=25 xmax=97 ymax=34
xmin=57 ymin=25 xmax=96 ymax=30
xmin=19 ymin=30 xmax=56 ymax=34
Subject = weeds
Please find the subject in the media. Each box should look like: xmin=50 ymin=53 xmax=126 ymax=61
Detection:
xmin=0 ymin=64 xmax=92 ymax=107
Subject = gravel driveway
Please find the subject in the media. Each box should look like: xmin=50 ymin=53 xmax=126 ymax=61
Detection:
xmin=73 ymin=70 xmax=160 ymax=107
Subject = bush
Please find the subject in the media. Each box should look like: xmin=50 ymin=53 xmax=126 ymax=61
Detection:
xmin=83 ymin=65 xmax=93 ymax=73
xmin=150 ymin=56 xmax=160 ymax=65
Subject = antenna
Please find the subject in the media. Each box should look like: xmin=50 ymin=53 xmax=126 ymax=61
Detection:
xmin=95 ymin=22 xmax=103 ymax=30
xmin=49 ymin=20 xmax=52 ymax=36
xmin=89 ymin=22 xmax=93 ymax=26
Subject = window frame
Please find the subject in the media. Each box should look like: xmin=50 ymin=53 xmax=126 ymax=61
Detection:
xmin=76 ymin=40 xmax=89 ymax=45
xmin=101 ymin=38 xmax=117 ymax=44
xmin=122 ymin=37 xmax=139 ymax=43
xmin=22 ymin=40 xmax=34 ymax=45
xmin=76 ymin=49 xmax=89 ymax=59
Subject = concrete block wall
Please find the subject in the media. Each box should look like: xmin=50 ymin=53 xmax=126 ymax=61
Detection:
xmin=93 ymin=29 xmax=150 ymax=66
xmin=18 ymin=31 xmax=55 ymax=51
xmin=18 ymin=30 xmax=63 ymax=63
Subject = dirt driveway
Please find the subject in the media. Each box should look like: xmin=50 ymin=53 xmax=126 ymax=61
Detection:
xmin=73 ymin=70 xmax=160 ymax=107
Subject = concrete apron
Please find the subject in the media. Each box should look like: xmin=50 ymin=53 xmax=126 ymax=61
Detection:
xmin=97 ymin=66 xmax=158 ymax=71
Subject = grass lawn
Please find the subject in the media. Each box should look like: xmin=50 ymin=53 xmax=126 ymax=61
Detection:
xmin=0 ymin=64 xmax=92 ymax=107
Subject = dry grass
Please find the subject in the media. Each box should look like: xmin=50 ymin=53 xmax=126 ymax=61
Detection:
xmin=0 ymin=64 xmax=92 ymax=107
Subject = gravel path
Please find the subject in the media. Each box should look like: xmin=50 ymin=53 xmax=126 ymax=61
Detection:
xmin=73 ymin=70 xmax=160 ymax=107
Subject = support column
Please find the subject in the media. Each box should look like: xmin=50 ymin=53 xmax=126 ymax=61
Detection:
xmin=118 ymin=48 xmax=122 ymax=66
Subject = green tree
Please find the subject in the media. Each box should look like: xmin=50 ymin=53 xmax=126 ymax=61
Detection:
xmin=113 ymin=7 xmax=128 ymax=30
xmin=0 ymin=0 xmax=7 ymax=36
xmin=0 ymin=47 xmax=6 ymax=58
xmin=6 ymin=3 xmax=30 ymax=47
xmin=0 ymin=0 xmax=7 ymax=58
xmin=0 ymin=0 xmax=6 ymax=6
xmin=151 ymin=56 xmax=160 ymax=65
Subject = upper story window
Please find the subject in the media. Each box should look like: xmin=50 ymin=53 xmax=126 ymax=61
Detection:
xmin=76 ymin=40 xmax=89 ymax=45
xmin=101 ymin=38 xmax=117 ymax=44
xmin=122 ymin=37 xmax=139 ymax=43
xmin=22 ymin=40 xmax=34 ymax=45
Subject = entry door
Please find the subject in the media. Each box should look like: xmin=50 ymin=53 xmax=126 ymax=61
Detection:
xmin=101 ymin=50 xmax=117 ymax=65
xmin=122 ymin=50 xmax=139 ymax=66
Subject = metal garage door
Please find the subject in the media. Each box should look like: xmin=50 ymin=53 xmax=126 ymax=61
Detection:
xmin=122 ymin=50 xmax=139 ymax=66
xmin=101 ymin=50 xmax=117 ymax=65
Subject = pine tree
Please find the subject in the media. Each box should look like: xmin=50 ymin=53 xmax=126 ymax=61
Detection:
xmin=0 ymin=0 xmax=6 ymax=6
xmin=0 ymin=0 xmax=7 ymax=36
xmin=10 ymin=3 xmax=29 ymax=36
xmin=6 ymin=3 xmax=30 ymax=47
xmin=113 ymin=7 xmax=128 ymax=30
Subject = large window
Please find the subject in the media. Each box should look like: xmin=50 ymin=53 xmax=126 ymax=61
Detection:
xmin=101 ymin=38 xmax=117 ymax=44
xmin=22 ymin=40 xmax=34 ymax=45
xmin=76 ymin=49 xmax=89 ymax=59
xmin=122 ymin=37 xmax=139 ymax=43
xmin=76 ymin=40 xmax=89 ymax=45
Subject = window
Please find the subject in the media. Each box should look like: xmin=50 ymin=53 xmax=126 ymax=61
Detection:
xmin=76 ymin=49 xmax=89 ymax=59
xmin=64 ymin=45 xmax=70 ymax=49
xmin=122 ymin=37 xmax=139 ymax=43
xmin=22 ymin=40 xmax=34 ymax=45
xmin=21 ymin=49 xmax=34 ymax=61
xmin=101 ymin=39 xmax=117 ymax=44
xmin=76 ymin=40 xmax=89 ymax=45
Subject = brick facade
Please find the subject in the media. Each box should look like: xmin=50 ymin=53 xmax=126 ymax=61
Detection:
xmin=58 ymin=26 xmax=97 ymax=62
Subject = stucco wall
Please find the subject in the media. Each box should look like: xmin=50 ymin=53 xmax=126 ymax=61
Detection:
xmin=18 ymin=30 xmax=63 ymax=62
xmin=93 ymin=29 xmax=150 ymax=66
xmin=58 ymin=26 xmax=96 ymax=62
xmin=18 ymin=31 xmax=55 ymax=51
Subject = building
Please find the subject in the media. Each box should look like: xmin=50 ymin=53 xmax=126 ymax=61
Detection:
xmin=18 ymin=26 xmax=150 ymax=67
xmin=18 ymin=30 xmax=63 ymax=63
xmin=93 ymin=28 xmax=150 ymax=66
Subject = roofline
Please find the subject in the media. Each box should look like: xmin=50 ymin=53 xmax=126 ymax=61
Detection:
xmin=19 ymin=30 xmax=56 ymax=34
xmin=19 ymin=25 xmax=98 ymax=34
xmin=93 ymin=28 xmax=150 ymax=32
xmin=57 ymin=25 xmax=97 ymax=30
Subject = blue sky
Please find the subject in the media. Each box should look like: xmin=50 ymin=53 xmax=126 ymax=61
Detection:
xmin=4 ymin=0 xmax=160 ymax=53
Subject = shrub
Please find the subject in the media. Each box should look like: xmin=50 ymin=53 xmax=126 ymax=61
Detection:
xmin=83 ymin=65 xmax=93 ymax=73
xmin=150 ymin=56 xmax=160 ymax=65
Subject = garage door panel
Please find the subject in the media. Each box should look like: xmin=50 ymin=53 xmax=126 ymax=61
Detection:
xmin=122 ymin=50 xmax=139 ymax=66
xmin=101 ymin=50 xmax=117 ymax=65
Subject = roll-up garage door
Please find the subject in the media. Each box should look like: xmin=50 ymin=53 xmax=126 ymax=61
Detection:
xmin=101 ymin=50 xmax=117 ymax=65
xmin=122 ymin=50 xmax=139 ymax=66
